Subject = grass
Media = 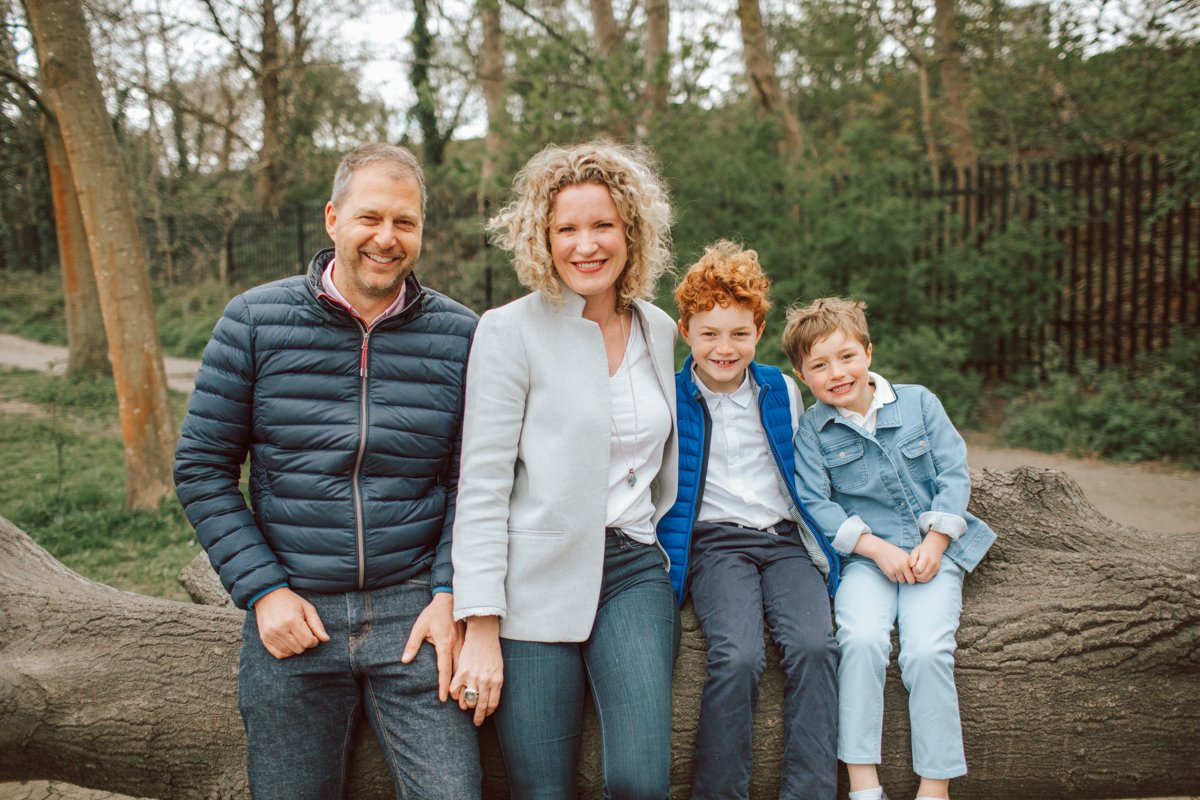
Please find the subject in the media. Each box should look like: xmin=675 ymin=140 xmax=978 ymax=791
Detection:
xmin=0 ymin=271 xmax=237 ymax=359
xmin=0 ymin=369 xmax=199 ymax=601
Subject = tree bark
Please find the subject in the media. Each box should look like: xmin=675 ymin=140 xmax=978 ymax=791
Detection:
xmin=934 ymin=0 xmax=977 ymax=173
xmin=735 ymin=0 xmax=804 ymax=158
xmin=477 ymin=0 xmax=507 ymax=210
xmin=3 ymin=469 xmax=1199 ymax=798
xmin=40 ymin=112 xmax=108 ymax=376
xmin=25 ymin=0 xmax=177 ymax=511
xmin=641 ymin=0 xmax=669 ymax=136
xmin=256 ymin=0 xmax=285 ymax=215
xmin=588 ymin=0 xmax=631 ymax=140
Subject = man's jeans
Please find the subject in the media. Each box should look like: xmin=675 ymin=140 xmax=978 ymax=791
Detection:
xmin=493 ymin=528 xmax=680 ymax=799
xmin=238 ymin=579 xmax=481 ymax=800
xmin=688 ymin=521 xmax=838 ymax=800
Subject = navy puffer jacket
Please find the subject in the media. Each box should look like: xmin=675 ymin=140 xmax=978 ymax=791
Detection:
xmin=174 ymin=249 xmax=477 ymax=608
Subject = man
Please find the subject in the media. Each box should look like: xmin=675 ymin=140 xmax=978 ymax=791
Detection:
xmin=174 ymin=143 xmax=480 ymax=799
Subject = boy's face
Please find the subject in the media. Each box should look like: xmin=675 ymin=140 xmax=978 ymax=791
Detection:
xmin=794 ymin=327 xmax=874 ymax=416
xmin=680 ymin=303 xmax=764 ymax=394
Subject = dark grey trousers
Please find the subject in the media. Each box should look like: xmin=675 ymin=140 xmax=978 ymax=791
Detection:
xmin=688 ymin=520 xmax=838 ymax=800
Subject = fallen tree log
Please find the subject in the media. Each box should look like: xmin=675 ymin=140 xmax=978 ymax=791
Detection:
xmin=2 ymin=467 xmax=1198 ymax=799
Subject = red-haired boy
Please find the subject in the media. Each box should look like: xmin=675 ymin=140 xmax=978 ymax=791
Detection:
xmin=658 ymin=241 xmax=841 ymax=799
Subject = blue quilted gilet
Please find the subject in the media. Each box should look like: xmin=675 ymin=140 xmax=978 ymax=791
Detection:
xmin=657 ymin=357 xmax=840 ymax=604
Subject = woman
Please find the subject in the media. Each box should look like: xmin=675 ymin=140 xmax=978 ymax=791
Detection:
xmin=450 ymin=140 xmax=680 ymax=799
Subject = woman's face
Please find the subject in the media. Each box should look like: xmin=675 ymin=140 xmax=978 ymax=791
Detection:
xmin=548 ymin=182 xmax=628 ymax=308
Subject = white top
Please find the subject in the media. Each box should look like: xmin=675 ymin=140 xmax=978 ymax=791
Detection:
xmin=835 ymin=370 xmax=894 ymax=434
xmin=606 ymin=319 xmax=673 ymax=542
xmin=694 ymin=367 xmax=802 ymax=531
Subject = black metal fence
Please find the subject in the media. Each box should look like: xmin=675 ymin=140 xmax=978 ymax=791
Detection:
xmin=0 ymin=193 xmax=499 ymax=306
xmin=917 ymin=152 xmax=1198 ymax=376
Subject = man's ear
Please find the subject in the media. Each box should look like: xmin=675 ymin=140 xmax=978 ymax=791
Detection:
xmin=324 ymin=202 xmax=337 ymax=241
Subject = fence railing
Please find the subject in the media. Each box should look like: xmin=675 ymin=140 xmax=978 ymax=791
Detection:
xmin=917 ymin=152 xmax=1197 ymax=377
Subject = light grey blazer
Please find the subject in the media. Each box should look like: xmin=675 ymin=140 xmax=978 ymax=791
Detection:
xmin=451 ymin=288 xmax=679 ymax=642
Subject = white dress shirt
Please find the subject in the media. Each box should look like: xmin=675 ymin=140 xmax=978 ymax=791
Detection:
xmin=694 ymin=366 xmax=803 ymax=531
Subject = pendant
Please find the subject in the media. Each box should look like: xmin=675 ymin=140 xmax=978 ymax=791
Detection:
xmin=626 ymin=470 xmax=638 ymax=488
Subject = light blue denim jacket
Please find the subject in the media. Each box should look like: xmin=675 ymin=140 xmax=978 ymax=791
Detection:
xmin=793 ymin=380 xmax=995 ymax=572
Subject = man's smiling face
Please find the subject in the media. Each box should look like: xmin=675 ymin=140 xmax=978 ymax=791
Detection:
xmin=324 ymin=161 xmax=423 ymax=306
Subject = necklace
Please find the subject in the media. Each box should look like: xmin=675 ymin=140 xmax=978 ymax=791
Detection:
xmin=610 ymin=312 xmax=639 ymax=488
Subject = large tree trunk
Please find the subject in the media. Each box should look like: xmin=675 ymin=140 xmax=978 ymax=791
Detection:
xmin=25 ymin=0 xmax=177 ymax=511
xmin=40 ymin=114 xmax=108 ymax=376
xmin=736 ymin=0 xmax=804 ymax=158
xmin=934 ymin=0 xmax=977 ymax=173
xmin=2 ymin=468 xmax=1198 ymax=798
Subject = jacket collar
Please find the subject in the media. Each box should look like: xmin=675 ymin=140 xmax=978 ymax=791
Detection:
xmin=305 ymin=247 xmax=425 ymax=323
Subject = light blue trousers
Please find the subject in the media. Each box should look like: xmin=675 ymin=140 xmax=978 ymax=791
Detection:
xmin=834 ymin=556 xmax=967 ymax=779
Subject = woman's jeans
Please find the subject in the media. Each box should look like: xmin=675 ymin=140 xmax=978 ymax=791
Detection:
xmin=835 ymin=556 xmax=967 ymax=779
xmin=494 ymin=528 xmax=680 ymax=799
xmin=238 ymin=579 xmax=481 ymax=800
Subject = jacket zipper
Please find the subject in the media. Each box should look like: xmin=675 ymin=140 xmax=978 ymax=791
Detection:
xmin=352 ymin=327 xmax=370 ymax=588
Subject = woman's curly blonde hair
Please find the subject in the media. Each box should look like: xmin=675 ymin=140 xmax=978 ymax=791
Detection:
xmin=487 ymin=140 xmax=674 ymax=310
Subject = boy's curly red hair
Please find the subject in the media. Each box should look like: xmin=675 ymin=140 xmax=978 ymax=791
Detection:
xmin=674 ymin=240 xmax=772 ymax=329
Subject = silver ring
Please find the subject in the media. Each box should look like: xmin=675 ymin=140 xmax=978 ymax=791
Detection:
xmin=464 ymin=687 xmax=479 ymax=706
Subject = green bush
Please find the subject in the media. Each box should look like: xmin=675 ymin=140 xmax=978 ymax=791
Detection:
xmin=999 ymin=334 xmax=1200 ymax=468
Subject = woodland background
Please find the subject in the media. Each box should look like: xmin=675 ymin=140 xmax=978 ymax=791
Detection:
xmin=1 ymin=2 xmax=1199 ymax=797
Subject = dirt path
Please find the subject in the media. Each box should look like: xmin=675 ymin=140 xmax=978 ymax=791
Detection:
xmin=964 ymin=431 xmax=1200 ymax=535
xmin=0 ymin=334 xmax=201 ymax=396
xmin=1 ymin=334 xmax=1196 ymax=535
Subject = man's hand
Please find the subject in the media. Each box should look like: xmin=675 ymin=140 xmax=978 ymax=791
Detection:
xmin=909 ymin=531 xmax=951 ymax=583
xmin=254 ymin=586 xmax=329 ymax=659
xmin=854 ymin=533 xmax=916 ymax=584
xmin=402 ymin=592 xmax=459 ymax=702
xmin=449 ymin=615 xmax=504 ymax=727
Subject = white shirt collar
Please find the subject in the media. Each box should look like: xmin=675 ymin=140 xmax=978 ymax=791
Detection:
xmin=321 ymin=259 xmax=407 ymax=324
xmin=692 ymin=364 xmax=754 ymax=410
xmin=835 ymin=371 xmax=895 ymax=431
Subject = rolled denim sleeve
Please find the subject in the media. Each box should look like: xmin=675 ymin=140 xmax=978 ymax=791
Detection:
xmin=920 ymin=389 xmax=972 ymax=532
xmin=918 ymin=510 xmax=966 ymax=539
xmin=793 ymin=423 xmax=857 ymax=547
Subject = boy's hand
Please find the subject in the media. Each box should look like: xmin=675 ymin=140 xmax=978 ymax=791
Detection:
xmin=855 ymin=534 xmax=916 ymax=584
xmin=909 ymin=531 xmax=951 ymax=583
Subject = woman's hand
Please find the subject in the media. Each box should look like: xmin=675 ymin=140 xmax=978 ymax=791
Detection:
xmin=449 ymin=615 xmax=504 ymax=726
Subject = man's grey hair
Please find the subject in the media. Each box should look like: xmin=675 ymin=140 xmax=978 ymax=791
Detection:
xmin=330 ymin=143 xmax=427 ymax=213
